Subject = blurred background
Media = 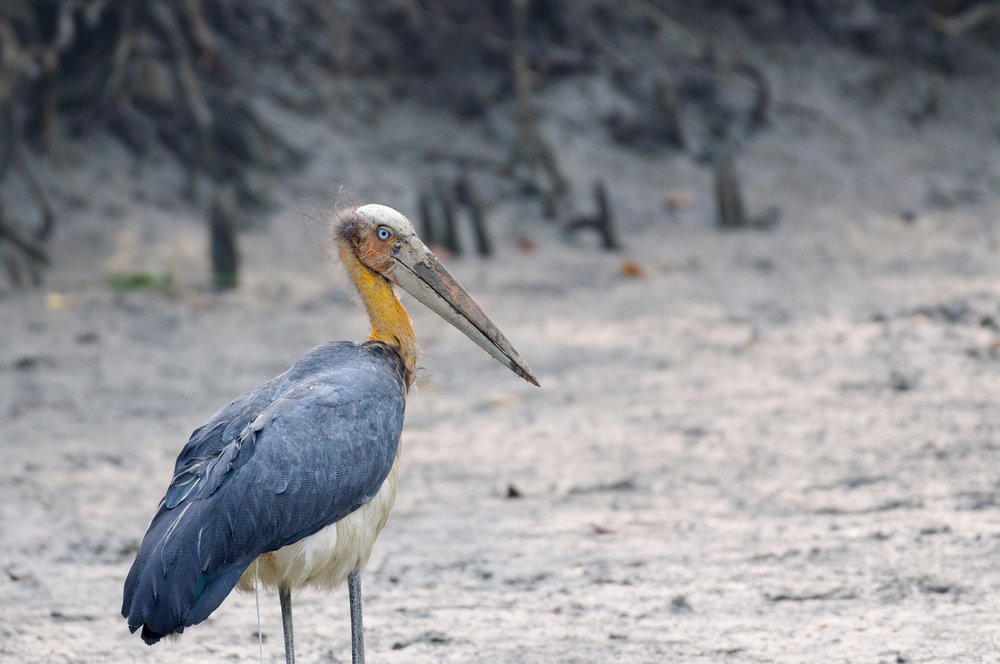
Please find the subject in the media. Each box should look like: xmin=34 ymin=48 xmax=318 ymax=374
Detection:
xmin=2 ymin=1 xmax=1000 ymax=662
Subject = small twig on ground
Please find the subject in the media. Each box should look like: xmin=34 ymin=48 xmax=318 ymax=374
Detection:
xmin=714 ymin=151 xmax=747 ymax=230
xmin=209 ymin=182 xmax=239 ymax=289
xmin=657 ymin=77 xmax=687 ymax=149
xmin=566 ymin=181 xmax=620 ymax=251
xmin=454 ymin=175 xmax=492 ymax=257
xmin=714 ymin=151 xmax=781 ymax=230
xmin=418 ymin=174 xmax=493 ymax=257
xmin=417 ymin=186 xmax=437 ymax=247
xmin=436 ymin=177 xmax=460 ymax=254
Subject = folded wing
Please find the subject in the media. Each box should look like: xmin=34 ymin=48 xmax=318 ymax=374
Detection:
xmin=122 ymin=342 xmax=406 ymax=644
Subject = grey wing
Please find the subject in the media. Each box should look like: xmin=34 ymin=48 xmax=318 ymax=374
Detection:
xmin=222 ymin=375 xmax=406 ymax=548
xmin=166 ymin=341 xmax=360 ymax=489
xmin=122 ymin=349 xmax=405 ymax=644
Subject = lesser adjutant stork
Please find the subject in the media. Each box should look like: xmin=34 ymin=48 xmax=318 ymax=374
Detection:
xmin=122 ymin=204 xmax=538 ymax=663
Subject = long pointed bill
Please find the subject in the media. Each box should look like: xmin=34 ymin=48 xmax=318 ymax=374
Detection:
xmin=386 ymin=244 xmax=540 ymax=387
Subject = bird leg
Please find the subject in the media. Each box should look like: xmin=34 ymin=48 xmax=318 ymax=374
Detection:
xmin=279 ymin=584 xmax=295 ymax=664
xmin=348 ymin=570 xmax=365 ymax=664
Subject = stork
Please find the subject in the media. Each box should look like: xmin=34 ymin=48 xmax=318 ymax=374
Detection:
xmin=121 ymin=204 xmax=538 ymax=663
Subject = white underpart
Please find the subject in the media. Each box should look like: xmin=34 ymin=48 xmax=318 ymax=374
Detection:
xmin=236 ymin=450 xmax=401 ymax=592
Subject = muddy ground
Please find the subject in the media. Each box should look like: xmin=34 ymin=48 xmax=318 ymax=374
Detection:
xmin=2 ymin=25 xmax=1000 ymax=664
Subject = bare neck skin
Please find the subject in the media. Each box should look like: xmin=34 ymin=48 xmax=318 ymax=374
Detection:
xmin=339 ymin=243 xmax=418 ymax=381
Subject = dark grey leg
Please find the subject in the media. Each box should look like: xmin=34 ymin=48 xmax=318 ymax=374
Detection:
xmin=279 ymin=584 xmax=295 ymax=664
xmin=348 ymin=570 xmax=365 ymax=664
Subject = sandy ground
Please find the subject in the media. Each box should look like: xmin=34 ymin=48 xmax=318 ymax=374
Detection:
xmin=2 ymin=35 xmax=1000 ymax=663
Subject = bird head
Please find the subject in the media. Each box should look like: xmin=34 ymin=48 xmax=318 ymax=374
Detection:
xmin=337 ymin=204 xmax=539 ymax=386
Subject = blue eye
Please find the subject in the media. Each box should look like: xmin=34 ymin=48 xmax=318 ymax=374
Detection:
xmin=376 ymin=227 xmax=391 ymax=240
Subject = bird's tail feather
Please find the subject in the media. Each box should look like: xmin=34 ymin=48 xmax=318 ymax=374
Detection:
xmin=122 ymin=503 xmax=252 ymax=644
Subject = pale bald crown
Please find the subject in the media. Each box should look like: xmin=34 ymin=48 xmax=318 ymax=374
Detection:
xmin=355 ymin=204 xmax=417 ymax=239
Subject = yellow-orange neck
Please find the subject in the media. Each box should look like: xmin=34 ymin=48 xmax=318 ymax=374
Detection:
xmin=339 ymin=243 xmax=418 ymax=381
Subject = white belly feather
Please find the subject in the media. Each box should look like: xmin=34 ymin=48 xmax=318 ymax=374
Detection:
xmin=236 ymin=451 xmax=401 ymax=593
